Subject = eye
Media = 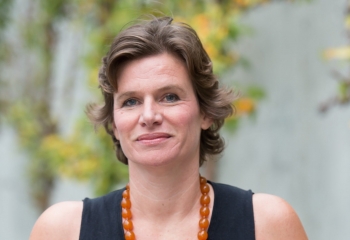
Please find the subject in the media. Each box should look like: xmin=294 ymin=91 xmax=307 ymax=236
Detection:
xmin=163 ymin=93 xmax=180 ymax=103
xmin=122 ymin=98 xmax=139 ymax=107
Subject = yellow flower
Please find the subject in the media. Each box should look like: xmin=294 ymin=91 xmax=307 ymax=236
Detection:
xmin=233 ymin=0 xmax=250 ymax=8
xmin=323 ymin=47 xmax=350 ymax=60
xmin=193 ymin=14 xmax=211 ymax=40
xmin=234 ymin=97 xmax=255 ymax=114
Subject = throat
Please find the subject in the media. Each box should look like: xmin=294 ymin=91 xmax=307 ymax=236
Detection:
xmin=121 ymin=176 xmax=213 ymax=240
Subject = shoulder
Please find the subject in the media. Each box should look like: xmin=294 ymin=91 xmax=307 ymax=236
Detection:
xmin=253 ymin=193 xmax=308 ymax=240
xmin=29 ymin=201 xmax=83 ymax=240
xmin=210 ymin=181 xmax=253 ymax=197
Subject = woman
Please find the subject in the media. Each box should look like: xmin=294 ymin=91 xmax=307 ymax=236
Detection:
xmin=30 ymin=16 xmax=308 ymax=240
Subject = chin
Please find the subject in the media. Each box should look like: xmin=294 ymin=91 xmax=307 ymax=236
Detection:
xmin=129 ymin=152 xmax=180 ymax=167
xmin=141 ymin=157 xmax=175 ymax=167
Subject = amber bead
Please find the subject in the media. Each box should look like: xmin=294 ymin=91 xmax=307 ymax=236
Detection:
xmin=200 ymin=176 xmax=207 ymax=185
xmin=200 ymin=184 xmax=210 ymax=194
xmin=122 ymin=190 xmax=130 ymax=199
xmin=198 ymin=230 xmax=208 ymax=240
xmin=200 ymin=195 xmax=210 ymax=205
xmin=123 ymin=219 xmax=133 ymax=231
xmin=122 ymin=208 xmax=132 ymax=219
xmin=200 ymin=206 xmax=210 ymax=217
xmin=199 ymin=218 xmax=209 ymax=229
xmin=125 ymin=231 xmax=135 ymax=240
xmin=121 ymin=198 xmax=131 ymax=209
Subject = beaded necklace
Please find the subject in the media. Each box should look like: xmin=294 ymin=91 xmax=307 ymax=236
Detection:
xmin=121 ymin=176 xmax=211 ymax=240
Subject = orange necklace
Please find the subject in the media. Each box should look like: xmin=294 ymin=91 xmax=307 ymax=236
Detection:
xmin=121 ymin=176 xmax=211 ymax=240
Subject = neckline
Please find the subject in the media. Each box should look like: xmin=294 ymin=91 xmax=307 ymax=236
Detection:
xmin=116 ymin=180 xmax=218 ymax=239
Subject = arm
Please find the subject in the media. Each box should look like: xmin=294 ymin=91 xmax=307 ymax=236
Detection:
xmin=253 ymin=193 xmax=308 ymax=240
xmin=29 ymin=201 xmax=83 ymax=240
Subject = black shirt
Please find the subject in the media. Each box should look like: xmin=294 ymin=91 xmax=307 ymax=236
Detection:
xmin=79 ymin=181 xmax=255 ymax=240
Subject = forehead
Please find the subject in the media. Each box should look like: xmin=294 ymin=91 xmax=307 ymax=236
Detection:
xmin=116 ymin=53 xmax=193 ymax=91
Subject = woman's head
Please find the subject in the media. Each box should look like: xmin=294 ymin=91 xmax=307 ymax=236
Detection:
xmin=87 ymin=16 xmax=235 ymax=166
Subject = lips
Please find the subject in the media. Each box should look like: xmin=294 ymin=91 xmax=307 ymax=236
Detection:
xmin=136 ymin=133 xmax=171 ymax=143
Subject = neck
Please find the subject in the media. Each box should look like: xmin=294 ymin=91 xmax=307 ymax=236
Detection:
xmin=127 ymin=160 xmax=201 ymax=222
xmin=124 ymin=159 xmax=215 ymax=240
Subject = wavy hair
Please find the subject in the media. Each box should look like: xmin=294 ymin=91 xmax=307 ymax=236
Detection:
xmin=87 ymin=16 xmax=236 ymax=166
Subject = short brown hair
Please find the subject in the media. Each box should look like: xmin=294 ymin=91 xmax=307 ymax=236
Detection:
xmin=87 ymin=16 xmax=235 ymax=166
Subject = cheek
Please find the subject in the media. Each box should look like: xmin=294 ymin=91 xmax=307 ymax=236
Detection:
xmin=113 ymin=117 xmax=133 ymax=157
xmin=113 ymin=112 xmax=132 ymax=139
xmin=174 ymin=108 xmax=202 ymax=130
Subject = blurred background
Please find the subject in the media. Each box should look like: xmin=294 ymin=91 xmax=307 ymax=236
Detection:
xmin=1 ymin=0 xmax=349 ymax=239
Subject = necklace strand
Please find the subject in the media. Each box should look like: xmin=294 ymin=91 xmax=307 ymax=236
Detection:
xmin=121 ymin=176 xmax=211 ymax=240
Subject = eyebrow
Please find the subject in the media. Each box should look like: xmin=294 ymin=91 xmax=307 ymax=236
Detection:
xmin=158 ymin=85 xmax=187 ymax=94
xmin=115 ymin=91 xmax=137 ymax=102
xmin=115 ymin=84 xmax=187 ymax=101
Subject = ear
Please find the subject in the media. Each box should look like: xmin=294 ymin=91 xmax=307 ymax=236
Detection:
xmin=201 ymin=115 xmax=213 ymax=130
xmin=112 ymin=121 xmax=119 ymax=140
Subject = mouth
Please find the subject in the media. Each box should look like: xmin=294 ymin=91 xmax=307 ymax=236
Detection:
xmin=136 ymin=133 xmax=171 ymax=144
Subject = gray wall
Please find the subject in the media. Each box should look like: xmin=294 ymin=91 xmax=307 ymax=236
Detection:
xmin=218 ymin=1 xmax=350 ymax=239
xmin=1 ymin=0 xmax=349 ymax=239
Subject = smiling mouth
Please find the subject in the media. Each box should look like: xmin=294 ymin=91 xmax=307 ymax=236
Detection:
xmin=137 ymin=133 xmax=171 ymax=144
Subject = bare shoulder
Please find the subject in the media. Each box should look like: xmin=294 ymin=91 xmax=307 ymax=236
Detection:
xmin=253 ymin=193 xmax=308 ymax=240
xmin=29 ymin=201 xmax=83 ymax=240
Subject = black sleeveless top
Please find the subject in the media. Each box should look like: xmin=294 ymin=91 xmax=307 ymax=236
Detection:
xmin=79 ymin=181 xmax=255 ymax=240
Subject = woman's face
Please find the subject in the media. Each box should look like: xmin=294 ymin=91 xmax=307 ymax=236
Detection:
xmin=112 ymin=53 xmax=212 ymax=167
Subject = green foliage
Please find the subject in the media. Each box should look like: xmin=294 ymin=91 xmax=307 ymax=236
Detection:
xmin=337 ymin=81 xmax=350 ymax=104
xmin=0 ymin=0 xmax=13 ymax=111
xmin=224 ymin=84 xmax=266 ymax=133
xmin=321 ymin=2 xmax=350 ymax=112
xmin=246 ymin=86 xmax=266 ymax=100
xmin=0 ymin=0 xmax=11 ymax=30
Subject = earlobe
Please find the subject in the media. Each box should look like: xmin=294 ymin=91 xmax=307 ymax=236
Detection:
xmin=201 ymin=116 xmax=213 ymax=130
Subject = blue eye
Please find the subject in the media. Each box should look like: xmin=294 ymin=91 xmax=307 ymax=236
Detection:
xmin=123 ymin=98 xmax=138 ymax=107
xmin=164 ymin=94 xmax=179 ymax=102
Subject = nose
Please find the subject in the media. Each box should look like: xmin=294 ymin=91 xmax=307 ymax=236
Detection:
xmin=138 ymin=98 xmax=163 ymax=127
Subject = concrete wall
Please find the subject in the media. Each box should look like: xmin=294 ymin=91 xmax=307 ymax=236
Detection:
xmin=218 ymin=1 xmax=350 ymax=239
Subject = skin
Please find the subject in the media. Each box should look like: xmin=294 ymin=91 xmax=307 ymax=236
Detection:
xmin=112 ymin=53 xmax=212 ymax=168
xmin=30 ymin=53 xmax=308 ymax=240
